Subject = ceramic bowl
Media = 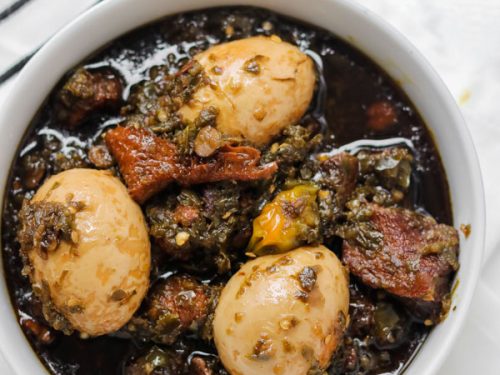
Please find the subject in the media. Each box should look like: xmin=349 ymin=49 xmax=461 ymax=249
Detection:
xmin=0 ymin=0 xmax=485 ymax=373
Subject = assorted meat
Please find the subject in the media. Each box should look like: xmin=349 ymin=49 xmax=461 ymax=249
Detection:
xmin=54 ymin=68 xmax=122 ymax=128
xmin=341 ymin=203 xmax=458 ymax=320
xmin=105 ymin=126 xmax=277 ymax=203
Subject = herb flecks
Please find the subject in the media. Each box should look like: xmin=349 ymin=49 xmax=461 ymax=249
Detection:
xmin=243 ymin=55 xmax=268 ymax=75
xmin=18 ymin=199 xmax=81 ymax=260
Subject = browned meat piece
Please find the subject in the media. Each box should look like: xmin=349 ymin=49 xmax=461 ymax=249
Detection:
xmin=105 ymin=126 xmax=277 ymax=203
xmin=320 ymin=152 xmax=358 ymax=209
xmin=189 ymin=357 xmax=213 ymax=375
xmin=126 ymin=275 xmax=218 ymax=344
xmin=105 ymin=126 xmax=179 ymax=203
xmin=366 ymin=100 xmax=397 ymax=131
xmin=177 ymin=145 xmax=278 ymax=186
xmin=342 ymin=204 xmax=458 ymax=309
xmin=55 ymin=68 xmax=122 ymax=128
xmin=317 ymin=152 xmax=359 ymax=237
xmin=22 ymin=318 xmax=55 ymax=345
xmin=20 ymin=153 xmax=47 ymax=190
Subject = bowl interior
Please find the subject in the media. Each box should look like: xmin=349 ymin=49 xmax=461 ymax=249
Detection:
xmin=0 ymin=0 xmax=484 ymax=374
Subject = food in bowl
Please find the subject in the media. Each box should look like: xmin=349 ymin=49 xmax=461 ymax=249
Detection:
xmin=1 ymin=6 xmax=460 ymax=375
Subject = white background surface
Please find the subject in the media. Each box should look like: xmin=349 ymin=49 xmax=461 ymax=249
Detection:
xmin=0 ymin=0 xmax=499 ymax=373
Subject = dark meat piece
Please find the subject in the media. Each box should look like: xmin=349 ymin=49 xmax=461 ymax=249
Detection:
xmin=22 ymin=318 xmax=56 ymax=345
xmin=342 ymin=204 xmax=458 ymax=315
xmin=319 ymin=152 xmax=358 ymax=212
xmin=315 ymin=152 xmax=358 ymax=239
xmin=348 ymin=285 xmax=410 ymax=349
xmin=126 ymin=275 xmax=218 ymax=344
xmin=320 ymin=152 xmax=359 ymax=204
xmin=331 ymin=284 xmax=413 ymax=374
xmin=21 ymin=153 xmax=47 ymax=190
xmin=366 ymin=101 xmax=397 ymax=131
xmin=55 ymin=68 xmax=122 ymax=128
xmin=105 ymin=126 xmax=277 ymax=203
xmin=190 ymin=357 xmax=213 ymax=375
xmin=87 ymin=144 xmax=115 ymax=169
xmin=347 ymin=285 xmax=376 ymax=338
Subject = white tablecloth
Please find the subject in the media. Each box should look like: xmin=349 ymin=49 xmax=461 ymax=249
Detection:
xmin=0 ymin=0 xmax=499 ymax=373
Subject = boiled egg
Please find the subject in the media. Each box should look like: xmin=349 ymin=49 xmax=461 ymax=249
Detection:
xmin=213 ymin=245 xmax=349 ymax=375
xmin=178 ymin=36 xmax=316 ymax=146
xmin=27 ymin=168 xmax=150 ymax=336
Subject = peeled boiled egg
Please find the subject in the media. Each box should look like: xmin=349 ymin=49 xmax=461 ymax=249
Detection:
xmin=213 ymin=245 xmax=349 ymax=375
xmin=27 ymin=168 xmax=150 ymax=336
xmin=178 ymin=36 xmax=316 ymax=146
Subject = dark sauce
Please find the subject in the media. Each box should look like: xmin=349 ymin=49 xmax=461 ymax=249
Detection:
xmin=1 ymin=6 xmax=452 ymax=375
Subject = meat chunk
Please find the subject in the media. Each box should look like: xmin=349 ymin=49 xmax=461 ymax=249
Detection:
xmin=55 ymin=68 xmax=122 ymax=128
xmin=189 ymin=357 xmax=214 ymax=375
xmin=105 ymin=126 xmax=277 ymax=203
xmin=320 ymin=152 xmax=358 ymax=201
xmin=126 ymin=275 xmax=218 ymax=344
xmin=316 ymin=152 xmax=358 ymax=237
xmin=105 ymin=126 xmax=178 ymax=203
xmin=341 ymin=204 xmax=458 ymax=313
xmin=20 ymin=153 xmax=47 ymax=190
xmin=177 ymin=145 xmax=278 ymax=186
xmin=22 ymin=318 xmax=56 ymax=345
xmin=366 ymin=100 xmax=398 ymax=131
xmin=318 ymin=152 xmax=358 ymax=211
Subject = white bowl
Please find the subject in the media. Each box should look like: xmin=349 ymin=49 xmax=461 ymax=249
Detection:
xmin=0 ymin=0 xmax=485 ymax=374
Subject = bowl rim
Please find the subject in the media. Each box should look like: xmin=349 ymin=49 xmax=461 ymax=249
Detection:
xmin=0 ymin=0 xmax=485 ymax=374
